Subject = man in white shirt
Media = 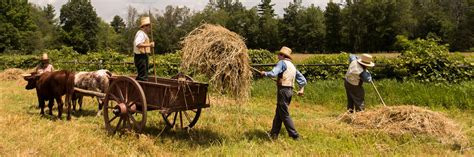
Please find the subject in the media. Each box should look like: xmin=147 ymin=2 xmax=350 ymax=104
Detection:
xmin=344 ymin=54 xmax=375 ymax=113
xmin=133 ymin=16 xmax=155 ymax=81
xmin=259 ymin=46 xmax=306 ymax=140
xmin=35 ymin=53 xmax=54 ymax=74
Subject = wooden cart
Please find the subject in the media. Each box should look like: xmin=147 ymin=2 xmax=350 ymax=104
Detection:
xmin=86 ymin=74 xmax=209 ymax=135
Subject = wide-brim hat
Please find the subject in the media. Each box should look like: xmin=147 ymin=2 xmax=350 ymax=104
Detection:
xmin=40 ymin=53 xmax=49 ymax=60
xmin=357 ymin=54 xmax=375 ymax=67
xmin=278 ymin=46 xmax=292 ymax=59
xmin=140 ymin=17 xmax=151 ymax=28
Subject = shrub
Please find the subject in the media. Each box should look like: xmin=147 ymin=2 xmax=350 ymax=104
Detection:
xmin=248 ymin=49 xmax=277 ymax=64
xmin=299 ymin=52 xmax=349 ymax=80
xmin=394 ymin=35 xmax=472 ymax=83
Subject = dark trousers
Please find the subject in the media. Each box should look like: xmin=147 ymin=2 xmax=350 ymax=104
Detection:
xmin=344 ymin=80 xmax=365 ymax=112
xmin=134 ymin=54 xmax=149 ymax=81
xmin=270 ymin=86 xmax=299 ymax=138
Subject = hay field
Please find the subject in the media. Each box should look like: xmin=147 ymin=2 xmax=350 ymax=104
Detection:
xmin=0 ymin=71 xmax=473 ymax=156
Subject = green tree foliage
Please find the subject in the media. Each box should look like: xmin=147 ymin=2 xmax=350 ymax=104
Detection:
xmin=155 ymin=5 xmax=192 ymax=53
xmin=281 ymin=0 xmax=302 ymax=51
xmin=257 ymin=0 xmax=279 ymax=51
xmin=120 ymin=6 xmax=139 ymax=54
xmin=110 ymin=15 xmax=125 ymax=33
xmin=342 ymin=0 xmax=408 ymax=52
xmin=96 ymin=19 xmax=121 ymax=51
xmin=324 ymin=1 xmax=343 ymax=53
xmin=296 ymin=5 xmax=325 ymax=53
xmin=60 ymin=0 xmax=100 ymax=54
xmin=0 ymin=0 xmax=37 ymax=53
xmin=449 ymin=0 xmax=473 ymax=51
xmin=29 ymin=4 xmax=61 ymax=50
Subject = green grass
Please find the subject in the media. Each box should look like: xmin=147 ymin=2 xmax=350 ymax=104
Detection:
xmin=0 ymin=78 xmax=473 ymax=156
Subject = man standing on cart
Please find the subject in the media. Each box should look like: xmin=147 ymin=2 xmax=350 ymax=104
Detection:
xmin=133 ymin=16 xmax=155 ymax=81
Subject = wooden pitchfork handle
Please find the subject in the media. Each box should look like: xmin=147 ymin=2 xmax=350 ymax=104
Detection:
xmin=371 ymin=80 xmax=386 ymax=106
xmin=250 ymin=66 xmax=276 ymax=82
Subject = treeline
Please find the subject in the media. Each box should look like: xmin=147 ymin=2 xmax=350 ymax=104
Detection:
xmin=1 ymin=0 xmax=472 ymax=54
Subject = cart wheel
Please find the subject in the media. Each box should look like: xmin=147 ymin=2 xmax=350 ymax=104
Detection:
xmin=162 ymin=109 xmax=202 ymax=130
xmin=163 ymin=74 xmax=201 ymax=129
xmin=103 ymin=76 xmax=147 ymax=135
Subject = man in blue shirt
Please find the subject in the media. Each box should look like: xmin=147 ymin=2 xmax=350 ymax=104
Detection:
xmin=344 ymin=54 xmax=375 ymax=113
xmin=259 ymin=46 xmax=306 ymax=140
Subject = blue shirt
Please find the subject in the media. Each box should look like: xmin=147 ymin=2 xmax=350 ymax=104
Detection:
xmin=349 ymin=54 xmax=372 ymax=82
xmin=264 ymin=59 xmax=307 ymax=88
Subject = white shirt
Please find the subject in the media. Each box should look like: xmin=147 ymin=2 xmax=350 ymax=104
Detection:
xmin=35 ymin=64 xmax=54 ymax=74
xmin=133 ymin=30 xmax=149 ymax=54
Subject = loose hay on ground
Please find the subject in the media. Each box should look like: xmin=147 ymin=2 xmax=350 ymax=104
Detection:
xmin=339 ymin=105 xmax=468 ymax=147
xmin=0 ymin=68 xmax=29 ymax=81
xmin=180 ymin=24 xmax=252 ymax=100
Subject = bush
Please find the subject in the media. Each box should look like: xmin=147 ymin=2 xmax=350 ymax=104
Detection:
xmin=394 ymin=36 xmax=472 ymax=83
xmin=299 ymin=52 xmax=349 ymax=80
xmin=248 ymin=49 xmax=277 ymax=64
xmin=0 ymin=54 xmax=37 ymax=70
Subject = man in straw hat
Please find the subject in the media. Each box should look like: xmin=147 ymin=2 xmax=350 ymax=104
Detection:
xmin=259 ymin=46 xmax=306 ymax=140
xmin=35 ymin=53 xmax=54 ymax=74
xmin=344 ymin=54 xmax=375 ymax=113
xmin=133 ymin=16 xmax=155 ymax=81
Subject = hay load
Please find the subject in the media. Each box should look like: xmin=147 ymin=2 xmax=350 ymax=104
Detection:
xmin=339 ymin=105 xmax=468 ymax=147
xmin=180 ymin=24 xmax=252 ymax=100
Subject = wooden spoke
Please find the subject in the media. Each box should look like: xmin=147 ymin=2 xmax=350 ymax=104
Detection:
xmin=108 ymin=115 xmax=118 ymax=123
xmin=116 ymin=86 xmax=124 ymax=102
xmin=109 ymin=93 xmax=122 ymax=103
xmin=162 ymin=108 xmax=202 ymax=129
xmin=103 ymin=76 xmax=146 ymax=135
xmin=114 ymin=118 xmax=123 ymax=134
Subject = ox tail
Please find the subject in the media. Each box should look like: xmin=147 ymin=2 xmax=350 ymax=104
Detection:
xmin=65 ymin=71 xmax=76 ymax=120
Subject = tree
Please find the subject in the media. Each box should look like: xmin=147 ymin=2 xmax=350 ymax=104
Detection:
xmin=342 ymin=0 xmax=408 ymax=52
xmin=29 ymin=4 xmax=61 ymax=50
xmin=110 ymin=15 xmax=125 ymax=33
xmin=155 ymin=5 xmax=192 ymax=53
xmin=122 ymin=6 xmax=139 ymax=53
xmin=324 ymin=1 xmax=342 ymax=52
xmin=281 ymin=0 xmax=302 ymax=50
xmin=0 ymin=0 xmax=37 ymax=53
xmin=296 ymin=5 xmax=325 ymax=52
xmin=257 ymin=0 xmax=279 ymax=51
xmin=449 ymin=0 xmax=473 ymax=51
xmin=60 ymin=0 xmax=100 ymax=54
xmin=43 ymin=4 xmax=57 ymax=25
xmin=97 ymin=19 xmax=121 ymax=51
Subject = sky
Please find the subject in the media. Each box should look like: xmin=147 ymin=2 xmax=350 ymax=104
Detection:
xmin=29 ymin=0 xmax=332 ymax=22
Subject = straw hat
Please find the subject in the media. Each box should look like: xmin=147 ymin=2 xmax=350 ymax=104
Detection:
xmin=140 ymin=17 xmax=151 ymax=28
xmin=278 ymin=46 xmax=292 ymax=59
xmin=357 ymin=54 xmax=375 ymax=67
xmin=40 ymin=53 xmax=49 ymax=60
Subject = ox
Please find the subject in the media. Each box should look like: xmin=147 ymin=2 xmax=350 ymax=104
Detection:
xmin=24 ymin=70 xmax=75 ymax=120
xmin=72 ymin=69 xmax=112 ymax=116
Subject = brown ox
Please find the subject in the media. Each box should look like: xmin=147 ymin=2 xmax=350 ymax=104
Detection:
xmin=24 ymin=70 xmax=75 ymax=120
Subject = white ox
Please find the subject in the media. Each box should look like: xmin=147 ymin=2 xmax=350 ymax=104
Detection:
xmin=72 ymin=69 xmax=111 ymax=116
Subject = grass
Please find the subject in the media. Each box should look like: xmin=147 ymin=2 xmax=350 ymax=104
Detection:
xmin=0 ymin=78 xmax=473 ymax=156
